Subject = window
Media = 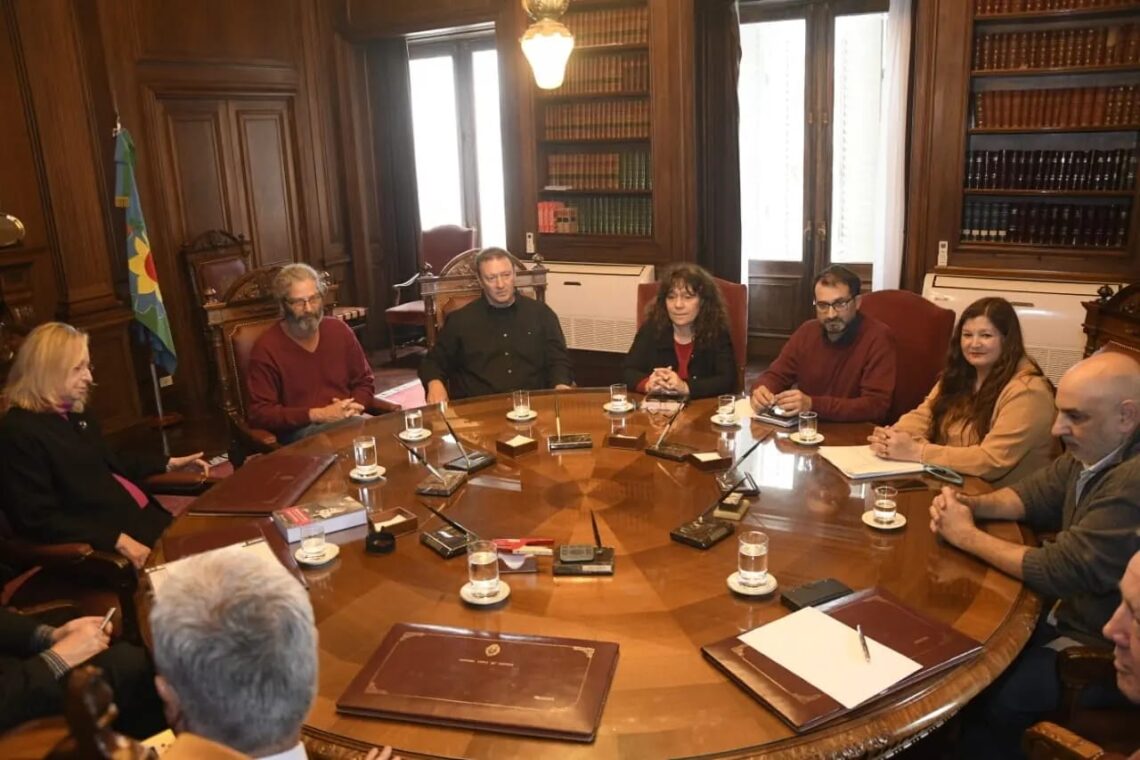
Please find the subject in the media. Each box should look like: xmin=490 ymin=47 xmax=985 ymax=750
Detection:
xmin=408 ymin=33 xmax=507 ymax=248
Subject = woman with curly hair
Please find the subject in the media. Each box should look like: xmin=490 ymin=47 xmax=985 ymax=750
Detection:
xmin=621 ymin=263 xmax=735 ymax=399
xmin=868 ymin=296 xmax=1056 ymax=487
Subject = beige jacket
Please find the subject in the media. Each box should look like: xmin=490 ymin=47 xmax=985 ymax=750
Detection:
xmin=893 ymin=359 xmax=1056 ymax=488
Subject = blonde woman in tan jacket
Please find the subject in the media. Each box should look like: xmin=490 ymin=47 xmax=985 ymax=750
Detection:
xmin=868 ymin=297 xmax=1056 ymax=488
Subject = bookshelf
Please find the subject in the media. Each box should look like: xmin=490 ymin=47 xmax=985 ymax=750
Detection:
xmin=959 ymin=0 xmax=1140 ymax=260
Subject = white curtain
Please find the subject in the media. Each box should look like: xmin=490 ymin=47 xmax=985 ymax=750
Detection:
xmin=871 ymin=0 xmax=913 ymax=291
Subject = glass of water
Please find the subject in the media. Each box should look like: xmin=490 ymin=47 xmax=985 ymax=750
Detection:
xmin=404 ymin=409 xmax=423 ymax=435
xmin=609 ymin=383 xmax=628 ymax=409
xmin=873 ymin=485 xmax=898 ymax=525
xmin=717 ymin=394 xmax=737 ymax=423
xmin=467 ymin=539 xmax=500 ymax=598
xmin=737 ymin=530 xmax=769 ymax=588
xmin=353 ymin=435 xmax=378 ymax=476
xmin=512 ymin=389 xmax=530 ymax=417
xmin=300 ymin=523 xmax=326 ymax=561
xmin=798 ymin=411 xmax=818 ymax=441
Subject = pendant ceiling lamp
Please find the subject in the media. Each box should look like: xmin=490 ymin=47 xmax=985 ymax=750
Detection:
xmin=520 ymin=0 xmax=574 ymax=90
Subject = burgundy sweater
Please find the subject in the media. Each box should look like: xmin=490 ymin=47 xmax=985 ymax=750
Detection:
xmin=246 ymin=318 xmax=375 ymax=433
xmin=752 ymin=314 xmax=897 ymax=423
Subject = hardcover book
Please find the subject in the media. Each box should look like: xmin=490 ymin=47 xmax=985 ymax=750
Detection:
xmin=337 ymin=623 xmax=619 ymax=742
xmin=271 ymin=495 xmax=367 ymax=543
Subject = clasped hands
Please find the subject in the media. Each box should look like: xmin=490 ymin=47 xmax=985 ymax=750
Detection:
xmin=928 ymin=485 xmax=977 ymax=546
xmin=749 ymin=385 xmax=811 ymax=415
xmin=646 ymin=366 xmax=688 ymax=395
xmin=866 ymin=426 xmax=922 ymax=461
xmin=311 ymin=397 xmax=366 ymax=424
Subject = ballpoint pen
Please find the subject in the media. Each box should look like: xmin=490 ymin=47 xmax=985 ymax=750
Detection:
xmin=99 ymin=607 xmax=116 ymax=634
xmin=857 ymin=624 xmax=871 ymax=663
xmin=555 ymin=395 xmax=563 ymax=440
xmin=394 ymin=435 xmax=448 ymax=482
xmin=420 ymin=501 xmax=477 ymax=539
xmin=440 ymin=412 xmax=472 ymax=466
xmin=653 ymin=401 xmax=687 ymax=447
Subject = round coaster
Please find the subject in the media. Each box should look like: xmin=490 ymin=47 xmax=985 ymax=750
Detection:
xmin=727 ymin=571 xmax=778 ymax=597
xmin=460 ymin=580 xmax=511 ymax=606
xmin=398 ymin=428 xmax=432 ymax=442
xmin=861 ymin=511 xmax=907 ymax=531
xmin=349 ymin=466 xmax=386 ymax=483
xmin=506 ymin=409 xmax=538 ymax=422
xmin=603 ymin=401 xmax=635 ymax=414
xmin=711 ymin=414 xmax=742 ymax=428
xmin=788 ymin=432 xmax=825 ymax=446
xmin=294 ymin=543 xmax=341 ymax=567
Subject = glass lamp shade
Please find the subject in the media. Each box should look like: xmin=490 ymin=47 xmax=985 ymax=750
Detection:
xmin=520 ymin=18 xmax=575 ymax=90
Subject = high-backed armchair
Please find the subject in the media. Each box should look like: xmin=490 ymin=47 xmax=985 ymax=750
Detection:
xmin=636 ymin=277 xmax=749 ymax=393
xmin=858 ymin=289 xmax=956 ymax=424
xmin=384 ymin=225 xmax=477 ymax=362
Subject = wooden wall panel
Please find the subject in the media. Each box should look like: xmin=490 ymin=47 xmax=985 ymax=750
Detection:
xmin=341 ymin=0 xmax=499 ymax=37
xmin=233 ymin=100 xmax=303 ymax=268
xmin=136 ymin=0 xmax=295 ymax=63
xmin=161 ymin=101 xmax=233 ymax=243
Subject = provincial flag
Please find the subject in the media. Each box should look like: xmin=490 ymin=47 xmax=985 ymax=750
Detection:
xmin=114 ymin=127 xmax=177 ymax=375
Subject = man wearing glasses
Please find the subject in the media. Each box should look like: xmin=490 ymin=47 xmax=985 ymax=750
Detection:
xmin=749 ymin=264 xmax=896 ymax=423
xmin=246 ymin=263 xmax=377 ymax=443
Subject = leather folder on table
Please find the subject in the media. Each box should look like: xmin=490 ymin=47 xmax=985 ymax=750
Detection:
xmin=701 ymin=588 xmax=981 ymax=732
xmin=337 ymin=622 xmax=619 ymax=742
xmin=186 ymin=453 xmax=336 ymax=515
xmin=158 ymin=517 xmax=307 ymax=588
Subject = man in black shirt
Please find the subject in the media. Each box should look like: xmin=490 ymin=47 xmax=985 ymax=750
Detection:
xmin=419 ymin=248 xmax=573 ymax=402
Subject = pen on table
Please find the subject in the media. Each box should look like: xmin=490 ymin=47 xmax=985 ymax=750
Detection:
xmin=857 ymin=624 xmax=871 ymax=663
xmin=99 ymin=607 xmax=116 ymax=634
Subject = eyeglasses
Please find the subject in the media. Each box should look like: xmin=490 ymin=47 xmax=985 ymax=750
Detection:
xmin=813 ymin=297 xmax=855 ymax=313
xmin=285 ymin=294 xmax=323 ymax=308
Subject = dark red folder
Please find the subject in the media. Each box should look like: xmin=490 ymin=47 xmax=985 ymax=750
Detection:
xmin=186 ymin=453 xmax=336 ymax=515
xmin=159 ymin=517 xmax=306 ymax=588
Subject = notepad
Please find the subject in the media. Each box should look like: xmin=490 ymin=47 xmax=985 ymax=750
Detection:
xmin=147 ymin=538 xmax=279 ymax=595
xmin=819 ymin=445 xmax=925 ymax=479
xmin=737 ymin=607 xmax=921 ymax=709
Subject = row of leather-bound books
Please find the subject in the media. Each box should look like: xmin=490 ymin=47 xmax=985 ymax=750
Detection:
xmin=964 ymin=149 xmax=1138 ymax=191
xmin=545 ymin=152 xmax=651 ymax=191
xmin=973 ymin=24 xmax=1140 ymax=70
xmin=973 ymin=85 xmax=1140 ymax=128
xmin=542 ymin=100 xmax=651 ymax=141
xmin=961 ymin=199 xmax=1131 ymax=247
xmin=536 ymin=197 xmax=653 ymax=237
xmin=565 ymin=6 xmax=649 ymax=48
xmin=544 ymin=52 xmax=649 ymax=96
xmin=976 ymin=0 xmax=1140 ymax=14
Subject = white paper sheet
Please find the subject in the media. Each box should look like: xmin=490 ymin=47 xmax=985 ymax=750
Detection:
xmin=147 ymin=539 xmax=279 ymax=596
xmin=737 ymin=607 xmax=922 ymax=709
xmin=819 ymin=445 xmax=925 ymax=479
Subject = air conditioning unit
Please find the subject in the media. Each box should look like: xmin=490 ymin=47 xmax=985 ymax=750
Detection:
xmin=544 ymin=262 xmax=656 ymax=353
xmin=921 ymin=274 xmax=1128 ymax=384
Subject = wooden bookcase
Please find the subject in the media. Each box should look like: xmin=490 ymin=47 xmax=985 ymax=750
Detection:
xmin=907 ymin=0 xmax=1140 ymax=282
xmin=515 ymin=0 xmax=696 ymax=266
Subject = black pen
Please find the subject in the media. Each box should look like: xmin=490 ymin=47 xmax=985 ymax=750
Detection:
xmin=857 ymin=624 xmax=871 ymax=662
xmin=394 ymin=435 xmax=448 ymax=482
xmin=420 ymin=502 xmax=477 ymax=539
xmin=440 ymin=411 xmax=472 ymax=466
xmin=653 ymin=401 xmax=687 ymax=448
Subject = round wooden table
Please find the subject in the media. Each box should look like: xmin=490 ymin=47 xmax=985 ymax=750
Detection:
xmin=164 ymin=390 xmax=1039 ymax=759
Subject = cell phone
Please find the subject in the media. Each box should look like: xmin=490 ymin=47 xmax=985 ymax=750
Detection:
xmin=780 ymin=578 xmax=853 ymax=610
xmin=923 ymin=464 xmax=965 ymax=486
xmin=670 ymin=518 xmax=734 ymax=550
xmin=99 ymin=607 xmax=117 ymax=633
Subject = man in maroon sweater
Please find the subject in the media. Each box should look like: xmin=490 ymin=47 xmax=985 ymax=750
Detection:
xmin=246 ymin=264 xmax=376 ymax=443
xmin=750 ymin=265 xmax=896 ymax=423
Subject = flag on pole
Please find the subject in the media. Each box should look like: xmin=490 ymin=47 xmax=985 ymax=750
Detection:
xmin=114 ymin=127 xmax=177 ymax=375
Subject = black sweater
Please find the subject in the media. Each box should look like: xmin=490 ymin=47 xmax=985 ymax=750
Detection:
xmin=621 ymin=322 xmax=736 ymax=399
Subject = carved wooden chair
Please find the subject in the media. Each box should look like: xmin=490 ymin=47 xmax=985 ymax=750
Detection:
xmin=384 ymin=224 xmax=477 ymax=362
xmin=419 ymin=249 xmax=549 ymax=348
xmin=636 ymin=277 xmax=749 ymax=393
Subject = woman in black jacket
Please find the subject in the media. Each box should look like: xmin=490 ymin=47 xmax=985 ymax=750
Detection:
xmin=0 ymin=322 xmax=207 ymax=569
xmin=622 ymin=263 xmax=735 ymax=399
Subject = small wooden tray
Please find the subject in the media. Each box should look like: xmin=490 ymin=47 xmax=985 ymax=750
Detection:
xmin=687 ymin=451 xmax=733 ymax=471
xmin=605 ymin=431 xmax=646 ymax=450
xmin=496 ymin=434 xmax=538 ymax=456
xmin=370 ymin=507 xmax=418 ymax=536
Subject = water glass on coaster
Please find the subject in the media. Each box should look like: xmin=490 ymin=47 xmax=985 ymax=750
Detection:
xmin=404 ymin=409 xmax=424 ymax=436
xmin=797 ymin=411 xmax=818 ymax=442
xmin=300 ymin=523 xmax=327 ymax=562
xmin=512 ymin=389 xmax=531 ymax=418
xmin=873 ymin=485 xmax=899 ymax=525
xmin=716 ymin=394 xmax=737 ymax=425
xmin=609 ymin=383 xmax=629 ymax=411
xmin=466 ymin=539 xmax=501 ymax=599
xmin=353 ymin=435 xmax=379 ymax=478
xmin=737 ymin=530 xmax=769 ymax=588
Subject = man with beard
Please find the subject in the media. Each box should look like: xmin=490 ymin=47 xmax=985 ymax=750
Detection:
xmin=930 ymin=350 xmax=1140 ymax=757
xmin=246 ymin=264 xmax=376 ymax=443
xmin=749 ymin=265 xmax=896 ymax=423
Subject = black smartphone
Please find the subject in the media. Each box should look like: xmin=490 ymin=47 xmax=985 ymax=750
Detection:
xmin=780 ymin=578 xmax=854 ymax=610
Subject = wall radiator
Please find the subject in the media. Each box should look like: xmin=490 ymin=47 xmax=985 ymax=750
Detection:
xmin=544 ymin=262 xmax=656 ymax=353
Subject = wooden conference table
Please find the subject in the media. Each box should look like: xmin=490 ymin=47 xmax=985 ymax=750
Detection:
xmin=163 ymin=390 xmax=1040 ymax=759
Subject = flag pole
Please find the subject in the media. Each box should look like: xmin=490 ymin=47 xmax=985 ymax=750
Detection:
xmin=147 ymin=349 xmax=171 ymax=458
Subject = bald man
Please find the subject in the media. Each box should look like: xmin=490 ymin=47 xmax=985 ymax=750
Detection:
xmin=932 ymin=351 xmax=1140 ymax=757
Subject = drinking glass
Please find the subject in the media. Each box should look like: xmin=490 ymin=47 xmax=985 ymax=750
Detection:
xmin=609 ymin=383 xmax=628 ymax=409
xmin=467 ymin=539 xmax=500 ymax=598
xmin=300 ymin=523 xmax=326 ymax=560
xmin=512 ymin=389 xmax=531 ymax=417
xmin=404 ymin=409 xmax=424 ymax=435
xmin=798 ymin=411 xmax=818 ymax=441
xmin=737 ymin=531 xmax=769 ymax=588
xmin=717 ymin=394 xmax=737 ymax=423
xmin=873 ymin=485 xmax=899 ymax=525
xmin=353 ymin=435 xmax=378 ymax=477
